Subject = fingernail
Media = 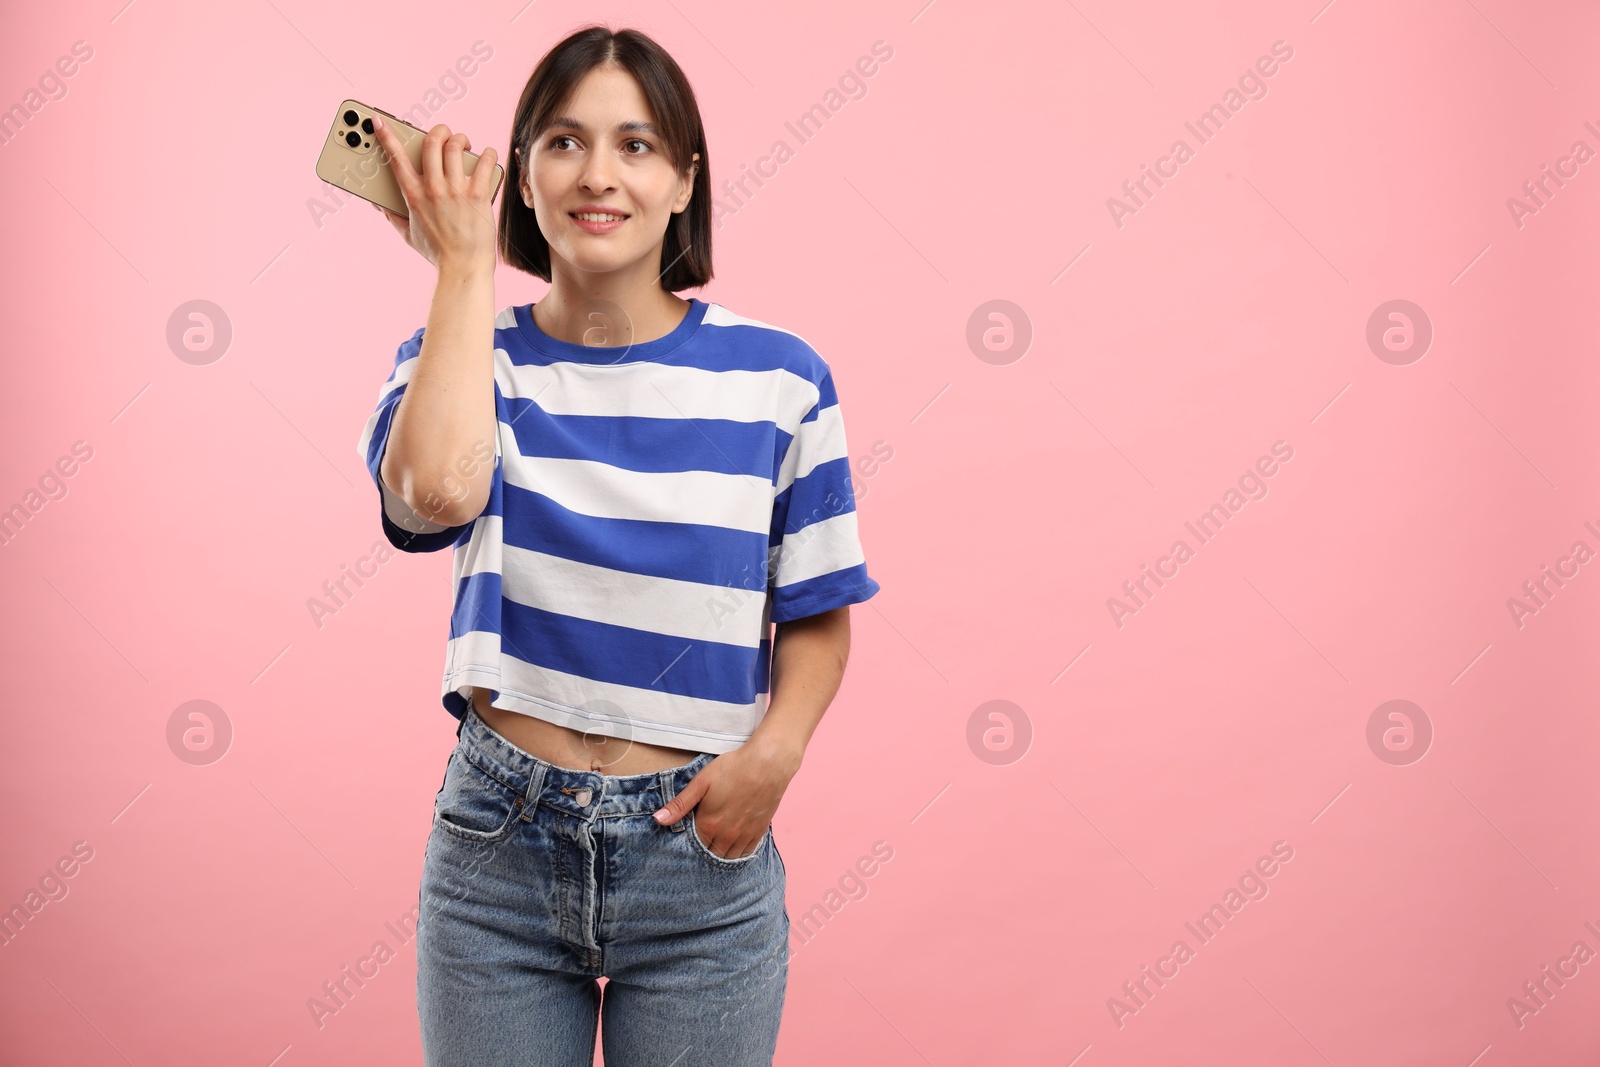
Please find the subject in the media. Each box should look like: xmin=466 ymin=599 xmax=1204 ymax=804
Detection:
xmin=371 ymin=114 xmax=384 ymax=130
xmin=653 ymin=808 xmax=669 ymax=823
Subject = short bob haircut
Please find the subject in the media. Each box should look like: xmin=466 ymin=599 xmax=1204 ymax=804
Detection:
xmin=499 ymin=25 xmax=713 ymax=293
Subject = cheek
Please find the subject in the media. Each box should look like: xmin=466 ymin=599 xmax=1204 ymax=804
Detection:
xmin=530 ymin=162 xmax=571 ymax=200
xmin=634 ymin=175 xmax=682 ymax=214
xmin=529 ymin=177 xmax=570 ymax=229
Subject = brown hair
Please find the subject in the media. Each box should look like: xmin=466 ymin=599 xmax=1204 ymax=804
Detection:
xmin=498 ymin=25 xmax=713 ymax=292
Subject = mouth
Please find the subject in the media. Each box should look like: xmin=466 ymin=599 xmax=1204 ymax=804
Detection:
xmin=569 ymin=211 xmax=629 ymax=234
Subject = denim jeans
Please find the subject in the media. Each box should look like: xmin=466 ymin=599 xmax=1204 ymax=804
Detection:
xmin=417 ymin=706 xmax=790 ymax=1065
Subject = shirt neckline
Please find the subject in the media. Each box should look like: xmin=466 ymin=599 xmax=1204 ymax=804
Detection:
xmin=514 ymin=297 xmax=709 ymax=365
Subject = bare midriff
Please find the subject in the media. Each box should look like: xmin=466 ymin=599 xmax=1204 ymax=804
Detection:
xmin=470 ymin=686 xmax=706 ymax=775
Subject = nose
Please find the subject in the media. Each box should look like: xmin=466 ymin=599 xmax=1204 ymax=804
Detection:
xmin=579 ymin=150 xmax=617 ymax=195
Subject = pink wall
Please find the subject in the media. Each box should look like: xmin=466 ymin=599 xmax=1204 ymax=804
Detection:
xmin=4 ymin=1 xmax=1599 ymax=1063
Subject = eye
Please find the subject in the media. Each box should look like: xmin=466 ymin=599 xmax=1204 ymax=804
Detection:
xmin=623 ymin=139 xmax=651 ymax=155
xmin=548 ymin=134 xmax=577 ymax=151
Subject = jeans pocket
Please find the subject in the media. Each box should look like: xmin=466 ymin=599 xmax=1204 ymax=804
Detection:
xmin=686 ymin=809 xmax=770 ymax=870
xmin=432 ymin=747 xmax=520 ymax=844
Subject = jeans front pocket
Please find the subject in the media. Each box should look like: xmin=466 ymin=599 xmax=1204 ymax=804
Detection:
xmin=685 ymin=809 xmax=771 ymax=870
xmin=432 ymin=746 xmax=521 ymax=845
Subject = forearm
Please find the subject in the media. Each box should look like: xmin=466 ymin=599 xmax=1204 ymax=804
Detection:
xmin=653 ymin=607 xmax=852 ymax=844
xmin=746 ymin=606 xmax=851 ymax=774
xmin=380 ymin=255 xmax=498 ymax=526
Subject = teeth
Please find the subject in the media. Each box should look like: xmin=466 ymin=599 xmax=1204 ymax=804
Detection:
xmin=574 ymin=213 xmax=626 ymax=222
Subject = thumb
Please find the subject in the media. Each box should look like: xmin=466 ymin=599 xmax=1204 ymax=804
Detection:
xmin=654 ymin=773 xmax=708 ymax=826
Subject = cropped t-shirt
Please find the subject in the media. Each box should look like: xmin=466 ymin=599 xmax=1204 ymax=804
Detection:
xmin=356 ymin=298 xmax=882 ymax=754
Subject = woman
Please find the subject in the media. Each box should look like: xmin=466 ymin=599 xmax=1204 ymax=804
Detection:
xmin=356 ymin=24 xmax=882 ymax=1066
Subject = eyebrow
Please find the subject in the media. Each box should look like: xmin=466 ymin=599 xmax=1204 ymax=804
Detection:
xmin=546 ymin=116 xmax=662 ymax=137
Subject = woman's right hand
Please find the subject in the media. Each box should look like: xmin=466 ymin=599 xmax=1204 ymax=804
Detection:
xmin=368 ymin=114 xmax=500 ymax=272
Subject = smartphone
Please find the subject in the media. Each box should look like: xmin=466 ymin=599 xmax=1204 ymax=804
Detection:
xmin=314 ymin=99 xmax=505 ymax=218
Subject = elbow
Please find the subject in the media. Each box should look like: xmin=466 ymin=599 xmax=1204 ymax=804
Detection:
xmin=379 ymin=433 xmax=495 ymax=529
xmin=407 ymin=476 xmax=487 ymax=528
xmin=381 ymin=457 xmax=482 ymax=529
xmin=379 ymin=416 xmax=498 ymax=530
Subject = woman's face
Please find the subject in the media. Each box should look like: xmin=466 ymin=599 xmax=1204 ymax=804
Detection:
xmin=521 ymin=65 xmax=697 ymax=281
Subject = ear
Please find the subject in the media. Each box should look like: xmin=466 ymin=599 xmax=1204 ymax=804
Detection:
xmin=674 ymin=153 xmax=700 ymax=213
xmin=515 ymin=145 xmax=535 ymax=209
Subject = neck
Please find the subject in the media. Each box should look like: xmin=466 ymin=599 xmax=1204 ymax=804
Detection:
xmin=536 ymin=258 xmax=690 ymax=348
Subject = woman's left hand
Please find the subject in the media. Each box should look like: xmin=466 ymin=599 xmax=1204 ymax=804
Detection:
xmin=653 ymin=734 xmax=802 ymax=859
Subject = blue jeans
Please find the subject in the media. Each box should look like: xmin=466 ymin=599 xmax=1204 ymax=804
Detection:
xmin=416 ymin=706 xmax=790 ymax=1065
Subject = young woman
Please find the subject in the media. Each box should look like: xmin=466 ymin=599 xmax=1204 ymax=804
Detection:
xmin=357 ymin=24 xmax=881 ymax=1067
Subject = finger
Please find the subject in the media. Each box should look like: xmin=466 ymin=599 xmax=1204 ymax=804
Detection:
xmin=726 ymin=824 xmax=769 ymax=860
xmin=420 ymin=124 xmax=450 ymax=194
xmin=442 ymin=131 xmax=469 ymax=189
xmin=469 ymin=146 xmax=499 ymax=201
xmin=717 ymin=830 xmax=755 ymax=860
xmin=653 ymin=774 xmax=708 ymax=825
xmin=652 ymin=780 xmax=702 ymax=826
xmin=369 ymin=115 xmax=421 ymax=206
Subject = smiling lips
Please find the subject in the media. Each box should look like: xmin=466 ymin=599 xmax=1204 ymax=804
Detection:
xmin=570 ymin=208 xmax=629 ymax=234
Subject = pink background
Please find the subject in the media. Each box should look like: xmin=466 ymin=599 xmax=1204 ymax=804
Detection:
xmin=4 ymin=0 xmax=1599 ymax=1063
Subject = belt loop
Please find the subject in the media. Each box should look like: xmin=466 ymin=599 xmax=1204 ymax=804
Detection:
xmin=519 ymin=760 xmax=549 ymax=822
xmin=656 ymin=767 xmax=686 ymax=832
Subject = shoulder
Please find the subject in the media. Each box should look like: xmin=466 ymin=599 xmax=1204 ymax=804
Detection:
xmin=700 ymin=302 xmax=831 ymax=386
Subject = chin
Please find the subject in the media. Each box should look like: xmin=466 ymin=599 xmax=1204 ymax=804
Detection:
xmin=566 ymin=250 xmax=640 ymax=275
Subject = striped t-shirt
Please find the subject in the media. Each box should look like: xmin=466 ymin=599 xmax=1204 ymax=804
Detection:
xmin=356 ymin=298 xmax=882 ymax=754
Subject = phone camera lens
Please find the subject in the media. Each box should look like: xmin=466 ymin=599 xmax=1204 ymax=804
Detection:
xmin=361 ymin=117 xmax=374 ymax=135
xmin=344 ymin=130 xmax=361 ymax=147
xmin=343 ymin=109 xmax=359 ymax=127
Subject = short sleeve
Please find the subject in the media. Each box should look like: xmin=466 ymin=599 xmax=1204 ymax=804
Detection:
xmin=768 ymin=360 xmax=881 ymax=624
xmin=355 ymin=326 xmax=474 ymax=554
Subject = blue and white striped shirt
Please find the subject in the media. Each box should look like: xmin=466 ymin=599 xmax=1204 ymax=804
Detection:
xmin=357 ymin=298 xmax=881 ymax=753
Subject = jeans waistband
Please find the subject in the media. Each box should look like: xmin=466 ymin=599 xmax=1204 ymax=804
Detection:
xmin=455 ymin=704 xmax=715 ymax=819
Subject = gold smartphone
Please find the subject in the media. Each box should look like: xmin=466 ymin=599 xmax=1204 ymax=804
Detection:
xmin=314 ymin=99 xmax=505 ymax=218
